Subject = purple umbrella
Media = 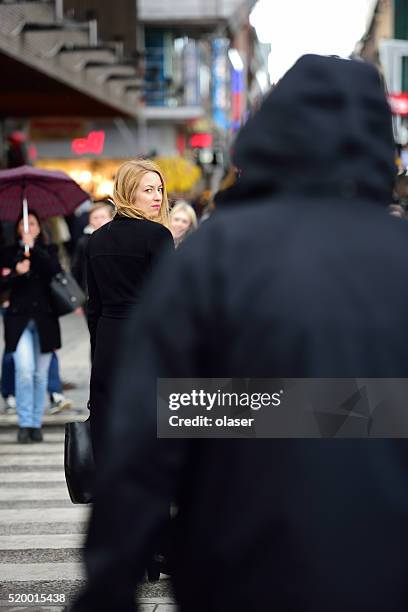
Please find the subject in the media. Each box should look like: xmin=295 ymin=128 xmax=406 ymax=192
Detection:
xmin=0 ymin=165 xmax=90 ymax=222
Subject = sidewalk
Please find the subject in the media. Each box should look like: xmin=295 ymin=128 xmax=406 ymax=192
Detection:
xmin=0 ymin=313 xmax=90 ymax=427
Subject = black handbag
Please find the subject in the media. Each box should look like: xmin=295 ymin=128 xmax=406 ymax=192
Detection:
xmin=64 ymin=419 xmax=95 ymax=504
xmin=50 ymin=270 xmax=85 ymax=317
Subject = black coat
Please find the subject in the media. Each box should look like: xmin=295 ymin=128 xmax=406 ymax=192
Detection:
xmin=71 ymin=233 xmax=90 ymax=295
xmin=86 ymin=215 xmax=174 ymax=455
xmin=1 ymin=241 xmax=61 ymax=353
xmin=74 ymin=56 xmax=408 ymax=612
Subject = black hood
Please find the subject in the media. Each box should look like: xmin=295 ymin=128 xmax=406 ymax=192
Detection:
xmin=222 ymin=54 xmax=395 ymax=205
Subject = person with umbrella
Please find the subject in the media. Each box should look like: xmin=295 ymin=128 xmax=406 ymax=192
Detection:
xmin=0 ymin=166 xmax=89 ymax=443
xmin=1 ymin=210 xmax=61 ymax=442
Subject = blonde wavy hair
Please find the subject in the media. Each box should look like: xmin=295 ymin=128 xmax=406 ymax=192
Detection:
xmin=113 ymin=159 xmax=170 ymax=227
xmin=170 ymin=201 xmax=198 ymax=230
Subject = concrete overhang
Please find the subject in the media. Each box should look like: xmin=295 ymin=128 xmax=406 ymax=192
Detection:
xmin=139 ymin=106 xmax=205 ymax=122
xmin=0 ymin=40 xmax=140 ymax=119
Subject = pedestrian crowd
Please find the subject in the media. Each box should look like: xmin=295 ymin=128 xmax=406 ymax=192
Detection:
xmin=2 ymin=52 xmax=408 ymax=612
xmin=0 ymin=162 xmax=198 ymax=443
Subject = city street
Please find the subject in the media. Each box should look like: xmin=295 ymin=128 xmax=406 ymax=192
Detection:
xmin=0 ymin=314 xmax=174 ymax=611
xmin=0 ymin=0 xmax=404 ymax=609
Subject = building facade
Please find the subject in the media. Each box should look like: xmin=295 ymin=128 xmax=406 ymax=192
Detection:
xmin=0 ymin=0 xmax=269 ymax=196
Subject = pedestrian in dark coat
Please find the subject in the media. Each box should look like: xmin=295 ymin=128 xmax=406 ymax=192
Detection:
xmin=2 ymin=211 xmax=61 ymax=442
xmin=72 ymin=55 xmax=408 ymax=612
xmin=86 ymin=159 xmax=174 ymax=459
xmin=71 ymin=202 xmax=114 ymax=298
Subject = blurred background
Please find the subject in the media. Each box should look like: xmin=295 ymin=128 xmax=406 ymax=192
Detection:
xmin=0 ymin=0 xmax=406 ymax=208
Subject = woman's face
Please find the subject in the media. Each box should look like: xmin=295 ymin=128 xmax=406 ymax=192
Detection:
xmin=89 ymin=207 xmax=112 ymax=230
xmin=133 ymin=171 xmax=163 ymax=218
xmin=171 ymin=210 xmax=191 ymax=239
xmin=18 ymin=214 xmax=41 ymax=239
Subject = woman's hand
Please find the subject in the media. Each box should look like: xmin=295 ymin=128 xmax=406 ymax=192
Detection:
xmin=22 ymin=232 xmax=35 ymax=249
xmin=16 ymin=259 xmax=31 ymax=276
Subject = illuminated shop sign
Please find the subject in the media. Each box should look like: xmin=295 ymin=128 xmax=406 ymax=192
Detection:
xmin=71 ymin=131 xmax=105 ymax=155
xmin=389 ymin=93 xmax=408 ymax=116
xmin=211 ymin=38 xmax=230 ymax=131
xmin=231 ymin=68 xmax=243 ymax=132
xmin=190 ymin=133 xmax=213 ymax=148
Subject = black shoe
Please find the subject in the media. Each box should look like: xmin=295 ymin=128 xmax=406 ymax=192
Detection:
xmin=146 ymin=554 xmax=168 ymax=582
xmin=146 ymin=560 xmax=161 ymax=582
xmin=30 ymin=427 xmax=43 ymax=442
xmin=17 ymin=427 xmax=31 ymax=444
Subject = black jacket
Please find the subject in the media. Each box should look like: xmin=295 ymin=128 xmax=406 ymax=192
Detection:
xmin=74 ymin=56 xmax=408 ymax=612
xmin=86 ymin=215 xmax=174 ymax=358
xmin=71 ymin=233 xmax=90 ymax=295
xmin=1 ymin=241 xmax=61 ymax=353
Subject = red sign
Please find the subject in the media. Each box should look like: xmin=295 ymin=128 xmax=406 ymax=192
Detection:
xmin=72 ymin=131 xmax=105 ymax=155
xmin=190 ymin=133 xmax=213 ymax=148
xmin=389 ymin=93 xmax=408 ymax=116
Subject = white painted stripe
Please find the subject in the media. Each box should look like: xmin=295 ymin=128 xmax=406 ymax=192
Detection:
xmin=0 ymin=432 xmax=64 ymax=443
xmin=139 ymin=599 xmax=176 ymax=604
xmin=0 ymin=534 xmax=86 ymax=550
xmin=0 ymin=454 xmax=63 ymax=466
xmin=0 ymin=507 xmax=90 ymax=524
xmin=1 ymin=471 xmax=65 ymax=482
xmin=0 ymin=604 xmax=69 ymax=610
xmin=0 ymin=414 xmax=86 ymax=424
xmin=0 ymin=561 xmax=85 ymax=581
xmin=0 ymin=444 xmax=63 ymax=454
xmin=0 ymin=486 xmax=69 ymax=501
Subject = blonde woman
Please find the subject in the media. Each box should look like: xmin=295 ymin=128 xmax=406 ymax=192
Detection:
xmin=86 ymin=159 xmax=174 ymax=459
xmin=169 ymin=201 xmax=198 ymax=247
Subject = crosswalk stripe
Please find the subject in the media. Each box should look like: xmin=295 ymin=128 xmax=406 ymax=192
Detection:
xmin=0 ymin=432 xmax=65 ymax=443
xmin=1 ymin=471 xmax=66 ymax=482
xmin=0 ymin=507 xmax=90 ymax=524
xmin=0 ymin=561 xmax=84 ymax=581
xmin=0 ymin=422 xmax=174 ymax=606
xmin=0 ymin=534 xmax=86 ymax=550
xmin=0 ymin=487 xmax=70 ymax=501
xmin=0 ymin=444 xmax=63 ymax=454
xmin=0 ymin=454 xmax=63 ymax=466
xmin=0 ymin=414 xmax=86 ymax=424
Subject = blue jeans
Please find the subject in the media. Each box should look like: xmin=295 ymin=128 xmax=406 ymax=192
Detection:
xmin=13 ymin=320 xmax=52 ymax=428
xmin=1 ymin=351 xmax=62 ymax=398
xmin=1 ymin=352 xmax=14 ymax=398
xmin=47 ymin=351 xmax=62 ymax=394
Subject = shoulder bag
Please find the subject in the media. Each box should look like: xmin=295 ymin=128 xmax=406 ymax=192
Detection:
xmin=50 ymin=270 xmax=85 ymax=317
xmin=64 ymin=418 xmax=95 ymax=504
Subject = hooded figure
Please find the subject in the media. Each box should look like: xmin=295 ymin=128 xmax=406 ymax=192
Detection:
xmin=73 ymin=56 xmax=408 ymax=612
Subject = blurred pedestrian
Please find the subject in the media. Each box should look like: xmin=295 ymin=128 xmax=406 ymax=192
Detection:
xmin=6 ymin=131 xmax=29 ymax=169
xmin=169 ymin=201 xmax=198 ymax=247
xmin=72 ymin=55 xmax=408 ymax=612
xmin=1 ymin=211 xmax=61 ymax=442
xmin=388 ymin=203 xmax=405 ymax=218
xmin=86 ymin=159 xmax=173 ymax=460
xmin=71 ymin=201 xmax=114 ymax=300
xmin=0 ymin=220 xmax=71 ymax=416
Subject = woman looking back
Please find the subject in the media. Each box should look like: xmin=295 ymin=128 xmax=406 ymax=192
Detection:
xmin=87 ymin=159 xmax=174 ymax=457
